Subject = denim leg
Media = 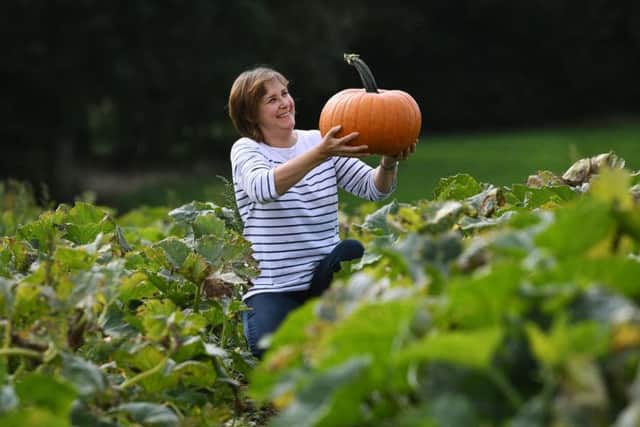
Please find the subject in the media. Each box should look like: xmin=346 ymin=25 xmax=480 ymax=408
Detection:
xmin=307 ymin=239 xmax=364 ymax=298
xmin=243 ymin=291 xmax=307 ymax=359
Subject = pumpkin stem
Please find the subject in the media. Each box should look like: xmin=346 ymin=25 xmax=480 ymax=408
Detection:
xmin=344 ymin=53 xmax=379 ymax=93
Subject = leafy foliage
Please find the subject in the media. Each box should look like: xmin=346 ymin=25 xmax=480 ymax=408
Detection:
xmin=0 ymin=194 xmax=259 ymax=426
xmin=1 ymin=153 xmax=640 ymax=426
xmin=250 ymin=154 xmax=640 ymax=426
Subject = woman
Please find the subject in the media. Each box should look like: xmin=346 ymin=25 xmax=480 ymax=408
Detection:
xmin=228 ymin=66 xmax=415 ymax=358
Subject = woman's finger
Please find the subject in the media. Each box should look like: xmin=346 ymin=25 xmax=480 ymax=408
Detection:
xmin=338 ymin=131 xmax=359 ymax=144
xmin=343 ymin=144 xmax=368 ymax=153
xmin=326 ymin=125 xmax=342 ymax=138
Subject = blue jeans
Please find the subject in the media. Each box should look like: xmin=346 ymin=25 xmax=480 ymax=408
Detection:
xmin=242 ymin=239 xmax=364 ymax=359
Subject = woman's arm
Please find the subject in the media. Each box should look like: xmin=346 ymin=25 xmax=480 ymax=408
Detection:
xmin=273 ymin=126 xmax=368 ymax=195
xmin=373 ymin=142 xmax=417 ymax=193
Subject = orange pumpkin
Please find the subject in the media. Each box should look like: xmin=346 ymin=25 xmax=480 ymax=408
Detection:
xmin=319 ymin=54 xmax=422 ymax=156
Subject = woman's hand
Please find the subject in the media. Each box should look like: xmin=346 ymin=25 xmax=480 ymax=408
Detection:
xmin=317 ymin=125 xmax=369 ymax=159
xmin=380 ymin=140 xmax=417 ymax=169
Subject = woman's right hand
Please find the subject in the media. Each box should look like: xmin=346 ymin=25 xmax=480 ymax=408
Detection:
xmin=318 ymin=125 xmax=369 ymax=158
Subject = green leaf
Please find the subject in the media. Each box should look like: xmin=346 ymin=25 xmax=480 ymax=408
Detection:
xmin=510 ymin=184 xmax=577 ymax=208
xmin=173 ymin=360 xmax=217 ymax=387
xmin=155 ymin=238 xmax=191 ymax=269
xmin=358 ymin=200 xmax=399 ymax=234
xmin=192 ymin=214 xmax=225 ymax=239
xmin=315 ymin=299 xmax=419 ymax=373
xmin=525 ymin=316 xmax=609 ymax=367
xmin=118 ymin=206 xmax=171 ymax=227
xmin=535 ymin=198 xmax=615 ymax=257
xmin=195 ymin=235 xmax=224 ymax=266
xmin=0 ymin=385 xmax=18 ymax=412
xmin=138 ymin=299 xmax=177 ymax=341
xmin=116 ymin=345 xmax=177 ymax=392
xmin=119 ymin=271 xmax=157 ymax=302
xmin=0 ymin=408 xmax=70 ymax=427
xmin=53 ymin=247 xmax=96 ymax=271
xmin=269 ymin=357 xmax=370 ymax=427
xmin=17 ymin=211 xmax=58 ymax=251
xmin=145 ymin=270 xmax=197 ymax=306
xmin=14 ymin=373 xmax=77 ymax=417
xmin=111 ymin=402 xmax=179 ymax=427
xmin=178 ymin=252 xmax=210 ymax=284
xmin=394 ymin=328 xmax=503 ymax=371
xmin=446 ymin=264 xmax=524 ymax=328
xmin=66 ymin=202 xmax=108 ymax=225
xmin=537 ymin=257 xmax=640 ymax=298
xmin=417 ymin=201 xmax=465 ymax=234
xmin=168 ymin=201 xmax=220 ymax=225
xmin=433 ymin=173 xmax=482 ymax=201
xmin=114 ymin=225 xmax=132 ymax=253
xmin=61 ymin=353 xmax=106 ymax=397
xmin=590 ymin=167 xmax=634 ymax=210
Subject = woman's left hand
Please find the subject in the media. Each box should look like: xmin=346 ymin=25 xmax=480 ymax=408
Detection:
xmin=380 ymin=140 xmax=417 ymax=167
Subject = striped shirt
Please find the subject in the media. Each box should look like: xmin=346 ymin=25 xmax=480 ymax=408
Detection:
xmin=230 ymin=129 xmax=395 ymax=300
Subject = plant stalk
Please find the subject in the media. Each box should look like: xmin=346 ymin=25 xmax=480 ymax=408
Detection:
xmin=0 ymin=347 xmax=43 ymax=360
xmin=488 ymin=367 xmax=523 ymax=410
xmin=118 ymin=357 xmax=168 ymax=390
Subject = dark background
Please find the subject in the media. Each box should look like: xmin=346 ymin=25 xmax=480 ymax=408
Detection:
xmin=2 ymin=0 xmax=640 ymax=203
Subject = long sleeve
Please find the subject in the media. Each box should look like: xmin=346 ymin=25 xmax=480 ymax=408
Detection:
xmin=333 ymin=157 xmax=396 ymax=201
xmin=230 ymin=139 xmax=279 ymax=204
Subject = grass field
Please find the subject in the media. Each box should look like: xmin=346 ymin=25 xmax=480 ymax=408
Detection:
xmin=110 ymin=121 xmax=640 ymax=213
xmin=340 ymin=120 xmax=640 ymax=211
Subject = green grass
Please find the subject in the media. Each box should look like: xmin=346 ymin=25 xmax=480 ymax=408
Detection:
xmin=108 ymin=121 xmax=640 ymax=214
xmin=105 ymin=175 xmax=231 ymax=214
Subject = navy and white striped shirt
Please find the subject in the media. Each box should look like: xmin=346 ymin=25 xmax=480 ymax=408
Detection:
xmin=230 ymin=129 xmax=395 ymax=300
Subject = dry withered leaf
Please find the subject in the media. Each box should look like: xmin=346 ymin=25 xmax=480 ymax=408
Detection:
xmin=561 ymin=152 xmax=625 ymax=186
xmin=202 ymin=272 xmax=234 ymax=300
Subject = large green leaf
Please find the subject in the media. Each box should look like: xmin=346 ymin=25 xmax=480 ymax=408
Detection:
xmin=433 ymin=174 xmax=482 ymax=201
xmin=168 ymin=201 xmax=220 ymax=225
xmin=268 ymin=357 xmax=371 ymax=427
xmin=525 ymin=316 xmax=609 ymax=367
xmin=192 ymin=213 xmax=225 ymax=239
xmin=394 ymin=328 xmax=503 ymax=371
xmin=445 ymin=264 xmax=524 ymax=328
xmin=155 ymin=238 xmax=191 ymax=269
xmin=358 ymin=200 xmax=400 ymax=235
xmin=510 ymin=184 xmax=577 ymax=209
xmin=111 ymin=402 xmax=179 ymax=427
xmin=0 ymin=408 xmax=70 ymax=427
xmin=17 ymin=211 xmax=59 ymax=252
xmin=535 ymin=198 xmax=615 ymax=257
xmin=61 ymin=353 xmax=106 ymax=397
xmin=314 ymin=299 xmax=419 ymax=373
xmin=14 ymin=373 xmax=77 ymax=417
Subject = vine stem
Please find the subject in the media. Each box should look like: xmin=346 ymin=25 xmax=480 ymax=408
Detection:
xmin=0 ymin=347 xmax=43 ymax=360
xmin=2 ymin=319 xmax=10 ymax=349
xmin=117 ymin=357 xmax=168 ymax=390
xmin=488 ymin=367 xmax=523 ymax=410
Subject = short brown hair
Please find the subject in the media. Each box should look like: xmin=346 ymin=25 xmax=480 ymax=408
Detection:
xmin=227 ymin=67 xmax=289 ymax=142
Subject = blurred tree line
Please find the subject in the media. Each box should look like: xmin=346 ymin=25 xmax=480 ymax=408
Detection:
xmin=2 ymin=0 xmax=640 ymax=200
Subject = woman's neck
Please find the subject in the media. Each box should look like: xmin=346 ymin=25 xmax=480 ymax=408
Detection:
xmin=262 ymin=128 xmax=297 ymax=148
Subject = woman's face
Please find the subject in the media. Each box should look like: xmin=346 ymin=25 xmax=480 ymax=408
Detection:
xmin=256 ymin=79 xmax=295 ymax=135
